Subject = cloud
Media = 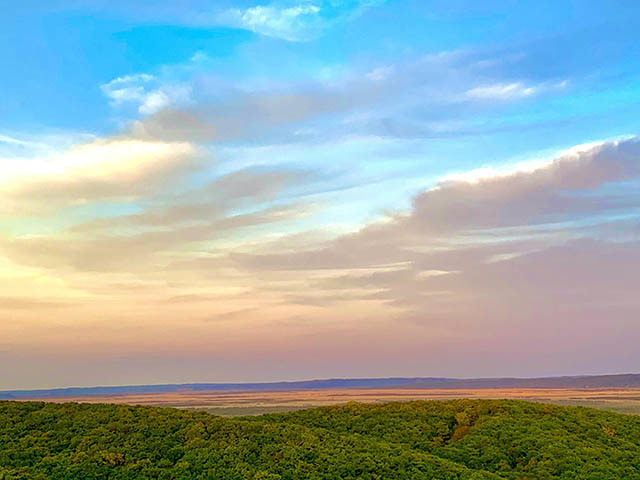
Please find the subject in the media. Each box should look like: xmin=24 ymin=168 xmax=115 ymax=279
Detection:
xmin=101 ymin=74 xmax=192 ymax=114
xmin=466 ymin=82 xmax=537 ymax=99
xmin=238 ymin=138 xmax=640 ymax=271
xmin=0 ymin=137 xmax=200 ymax=215
xmin=120 ymin=48 xmax=574 ymax=147
xmin=227 ymin=137 xmax=640 ymax=312
xmin=89 ymin=35 xmax=579 ymax=152
xmin=0 ymin=163 xmax=310 ymax=272
xmin=212 ymin=0 xmax=384 ymax=41
xmin=406 ymin=137 xmax=640 ymax=234
xmin=365 ymin=65 xmax=395 ymax=82
xmin=129 ymin=90 xmax=346 ymax=143
xmin=70 ymin=167 xmax=306 ymax=232
xmin=0 ymin=138 xmax=195 ymax=187
xmin=159 ymin=137 xmax=636 ymax=377
xmin=2 ymin=136 xmax=640 ymax=385
xmin=0 ymin=297 xmax=73 ymax=310
xmin=100 ymin=73 xmax=154 ymax=103
xmin=129 ymin=110 xmax=218 ymax=143
xmin=1 ymin=202 xmax=307 ymax=272
xmin=465 ymin=80 xmax=568 ymax=100
xmin=218 ymin=3 xmax=322 ymax=41
xmin=0 ymin=134 xmax=32 ymax=147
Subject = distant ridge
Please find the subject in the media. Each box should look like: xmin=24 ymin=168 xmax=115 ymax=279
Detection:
xmin=0 ymin=378 xmax=437 ymax=400
xmin=387 ymin=373 xmax=640 ymax=390
xmin=2 ymin=373 xmax=639 ymax=400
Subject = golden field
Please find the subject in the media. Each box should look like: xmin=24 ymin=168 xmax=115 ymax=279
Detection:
xmin=25 ymin=387 xmax=640 ymax=416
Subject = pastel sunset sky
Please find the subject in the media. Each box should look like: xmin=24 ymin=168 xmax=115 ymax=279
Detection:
xmin=2 ymin=1 xmax=640 ymax=389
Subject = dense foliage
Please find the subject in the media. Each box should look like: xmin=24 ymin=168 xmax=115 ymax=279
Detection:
xmin=1 ymin=399 xmax=639 ymax=479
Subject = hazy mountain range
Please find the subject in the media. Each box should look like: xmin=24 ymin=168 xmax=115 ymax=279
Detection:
xmin=2 ymin=373 xmax=640 ymax=400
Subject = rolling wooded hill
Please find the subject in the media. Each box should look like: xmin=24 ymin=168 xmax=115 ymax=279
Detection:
xmin=1 ymin=399 xmax=639 ymax=479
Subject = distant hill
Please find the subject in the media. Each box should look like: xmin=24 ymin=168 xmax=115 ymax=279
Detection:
xmin=2 ymin=373 xmax=640 ymax=400
xmin=2 ymin=399 xmax=640 ymax=479
xmin=0 ymin=377 xmax=433 ymax=399
xmin=386 ymin=373 xmax=640 ymax=389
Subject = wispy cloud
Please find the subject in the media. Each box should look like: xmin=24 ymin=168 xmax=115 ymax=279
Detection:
xmin=0 ymin=134 xmax=32 ymax=147
xmin=466 ymin=80 xmax=568 ymax=100
xmin=218 ymin=3 xmax=322 ymax=41
xmin=101 ymin=74 xmax=192 ymax=114
xmin=115 ymin=48 xmax=573 ymax=148
xmin=466 ymin=82 xmax=538 ymax=99
xmin=215 ymin=0 xmax=382 ymax=41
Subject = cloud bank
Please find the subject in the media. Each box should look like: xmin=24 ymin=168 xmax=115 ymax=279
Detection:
xmin=2 ymin=136 xmax=640 ymax=387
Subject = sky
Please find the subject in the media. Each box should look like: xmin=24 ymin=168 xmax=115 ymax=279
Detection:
xmin=1 ymin=0 xmax=640 ymax=389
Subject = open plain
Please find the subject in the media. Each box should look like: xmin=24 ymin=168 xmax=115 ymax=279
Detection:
xmin=24 ymin=386 xmax=640 ymax=416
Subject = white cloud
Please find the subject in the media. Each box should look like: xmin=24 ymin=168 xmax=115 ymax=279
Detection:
xmin=365 ymin=65 xmax=395 ymax=82
xmin=101 ymin=74 xmax=154 ymax=105
xmin=101 ymin=74 xmax=192 ymax=115
xmin=138 ymin=84 xmax=193 ymax=115
xmin=213 ymin=1 xmax=386 ymax=41
xmin=218 ymin=3 xmax=322 ymax=41
xmin=0 ymin=134 xmax=31 ymax=147
xmin=466 ymin=79 xmax=568 ymax=101
xmin=466 ymin=82 xmax=537 ymax=100
xmin=0 ymin=137 xmax=198 ymax=215
xmin=0 ymin=139 xmax=193 ymax=187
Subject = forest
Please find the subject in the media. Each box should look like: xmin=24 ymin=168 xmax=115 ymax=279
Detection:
xmin=1 ymin=399 xmax=639 ymax=479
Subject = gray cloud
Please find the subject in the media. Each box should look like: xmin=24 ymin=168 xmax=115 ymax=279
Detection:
xmin=129 ymin=110 xmax=217 ymax=143
xmin=1 ymin=159 xmax=310 ymax=274
xmin=70 ymin=167 xmax=304 ymax=233
xmin=129 ymin=90 xmax=348 ymax=143
xmin=125 ymin=47 xmax=571 ymax=146
xmin=407 ymin=138 xmax=640 ymax=234
xmin=1 ymin=202 xmax=307 ymax=272
xmin=225 ymin=138 xmax=640 ymax=319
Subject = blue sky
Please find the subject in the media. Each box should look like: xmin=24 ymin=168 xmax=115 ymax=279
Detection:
xmin=3 ymin=1 xmax=639 ymax=138
xmin=3 ymin=0 xmax=639 ymax=226
xmin=2 ymin=1 xmax=640 ymax=388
